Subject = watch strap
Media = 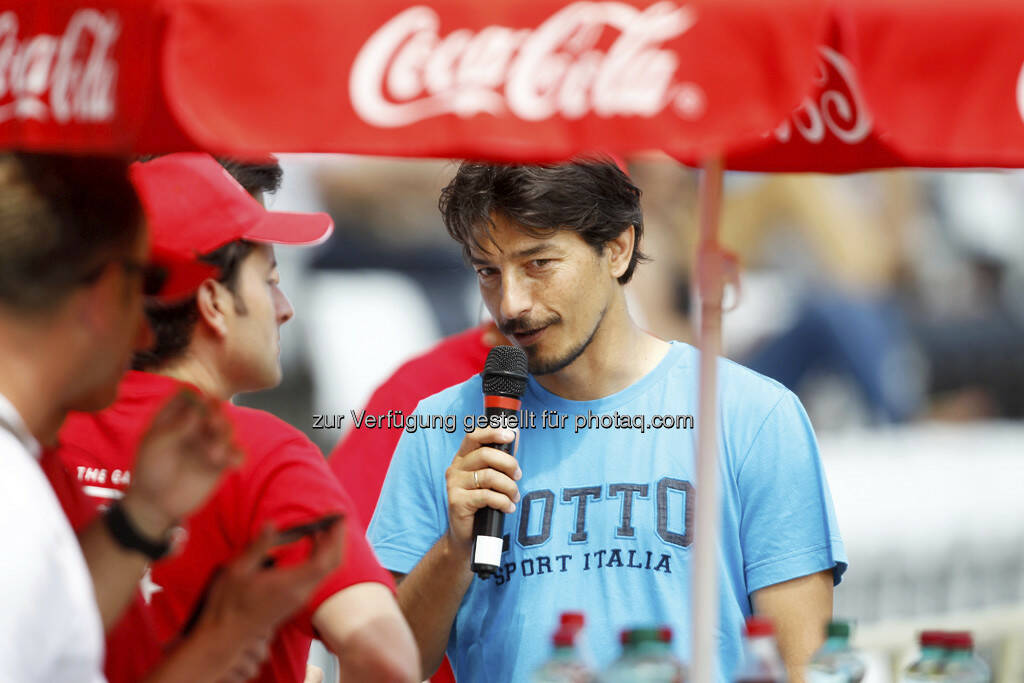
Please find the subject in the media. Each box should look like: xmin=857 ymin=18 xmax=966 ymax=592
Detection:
xmin=104 ymin=500 xmax=172 ymax=561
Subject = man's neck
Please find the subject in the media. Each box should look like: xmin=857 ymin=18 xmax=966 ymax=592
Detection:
xmin=156 ymin=355 xmax=234 ymax=401
xmin=0 ymin=321 xmax=71 ymax=447
xmin=533 ymin=298 xmax=670 ymax=402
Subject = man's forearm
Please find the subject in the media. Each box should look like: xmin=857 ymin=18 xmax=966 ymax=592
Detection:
xmin=395 ymin=533 xmax=475 ymax=675
xmin=314 ymin=583 xmax=420 ymax=683
xmin=78 ymin=517 xmax=150 ymax=630
xmin=752 ymin=569 xmax=834 ymax=683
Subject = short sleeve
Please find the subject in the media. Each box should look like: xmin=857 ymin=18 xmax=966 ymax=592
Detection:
xmin=736 ymin=391 xmax=847 ymax=595
xmin=367 ymin=405 xmax=448 ymax=576
xmin=241 ymin=436 xmax=395 ymax=637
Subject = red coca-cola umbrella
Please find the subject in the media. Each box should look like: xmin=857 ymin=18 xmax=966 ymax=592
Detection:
xmin=678 ymin=0 xmax=1024 ymax=172
xmin=6 ymin=2 xmax=1023 ymax=683
xmin=0 ymin=0 xmax=828 ymax=161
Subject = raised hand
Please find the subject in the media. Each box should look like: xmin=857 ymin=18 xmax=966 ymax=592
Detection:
xmin=121 ymin=389 xmax=243 ymax=538
xmin=443 ymin=426 xmax=520 ymax=550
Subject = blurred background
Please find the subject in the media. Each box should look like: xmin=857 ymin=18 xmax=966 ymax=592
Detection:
xmin=240 ymin=154 xmax=1024 ymax=683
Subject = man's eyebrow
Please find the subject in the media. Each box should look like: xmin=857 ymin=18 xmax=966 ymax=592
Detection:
xmin=510 ymin=245 xmax=555 ymax=259
xmin=471 ymin=245 xmax=554 ymax=264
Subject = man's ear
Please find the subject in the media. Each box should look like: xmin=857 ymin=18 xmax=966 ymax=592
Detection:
xmin=195 ymin=279 xmax=231 ymax=338
xmin=607 ymin=225 xmax=636 ymax=280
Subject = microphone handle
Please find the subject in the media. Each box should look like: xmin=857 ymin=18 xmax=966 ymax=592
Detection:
xmin=470 ymin=403 xmax=519 ymax=578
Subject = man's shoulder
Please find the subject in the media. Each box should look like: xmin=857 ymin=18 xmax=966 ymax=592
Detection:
xmin=224 ymin=404 xmax=316 ymax=453
xmin=661 ymin=341 xmax=798 ymax=425
xmin=717 ymin=354 xmax=793 ymax=408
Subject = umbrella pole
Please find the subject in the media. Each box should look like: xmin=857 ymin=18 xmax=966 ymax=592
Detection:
xmin=691 ymin=156 xmax=727 ymax=683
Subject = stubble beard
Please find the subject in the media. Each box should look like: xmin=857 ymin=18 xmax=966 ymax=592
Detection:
xmin=525 ymin=304 xmax=608 ymax=376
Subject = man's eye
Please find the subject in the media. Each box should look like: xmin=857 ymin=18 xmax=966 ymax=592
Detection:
xmin=476 ymin=267 xmax=497 ymax=278
xmin=530 ymin=259 xmax=552 ymax=268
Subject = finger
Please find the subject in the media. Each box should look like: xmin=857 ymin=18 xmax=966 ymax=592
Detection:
xmin=229 ymin=656 xmax=261 ymax=682
xmin=453 ymin=487 xmax=516 ymax=515
xmin=455 ymin=427 xmax=516 ymax=458
xmin=244 ymin=638 xmax=270 ymax=665
xmin=278 ymin=520 xmax=345 ymax=595
xmin=147 ymin=389 xmax=200 ymax=430
xmin=146 ymin=396 xmax=205 ymax=444
xmin=464 ymin=447 xmax=521 ymax=480
xmin=467 ymin=468 xmax=519 ymax=503
xmin=303 ymin=518 xmax=346 ymax=579
xmin=233 ymin=525 xmax=279 ymax=575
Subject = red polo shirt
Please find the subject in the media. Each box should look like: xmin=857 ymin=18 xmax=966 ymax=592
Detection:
xmin=45 ymin=371 xmax=394 ymax=683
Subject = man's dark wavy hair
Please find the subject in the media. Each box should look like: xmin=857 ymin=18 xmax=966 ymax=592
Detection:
xmin=132 ymin=157 xmax=283 ymax=371
xmin=438 ymin=158 xmax=648 ymax=284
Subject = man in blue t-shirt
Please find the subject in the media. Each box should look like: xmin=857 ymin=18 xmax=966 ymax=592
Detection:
xmin=368 ymin=160 xmax=847 ymax=682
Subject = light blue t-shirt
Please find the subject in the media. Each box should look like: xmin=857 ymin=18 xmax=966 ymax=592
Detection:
xmin=368 ymin=341 xmax=846 ymax=682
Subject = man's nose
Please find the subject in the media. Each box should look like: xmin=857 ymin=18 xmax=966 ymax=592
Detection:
xmin=275 ymin=287 xmax=295 ymax=325
xmin=499 ymin=272 xmax=532 ymax=322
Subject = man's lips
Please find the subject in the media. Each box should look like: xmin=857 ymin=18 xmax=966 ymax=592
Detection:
xmin=511 ymin=325 xmax=548 ymax=346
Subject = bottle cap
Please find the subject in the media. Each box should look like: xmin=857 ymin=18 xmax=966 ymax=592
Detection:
xmin=945 ymin=632 xmax=973 ymax=651
xmin=560 ymin=612 xmax=585 ymax=632
xmin=827 ymin=621 xmax=851 ymax=639
xmin=920 ymin=631 xmax=947 ymax=648
xmin=621 ymin=627 xmax=663 ymax=646
xmin=745 ymin=616 xmax=775 ymax=638
xmin=553 ymin=627 xmax=576 ymax=648
xmin=658 ymin=626 xmax=674 ymax=644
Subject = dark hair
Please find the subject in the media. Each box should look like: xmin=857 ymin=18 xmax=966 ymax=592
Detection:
xmin=132 ymin=157 xmax=281 ymax=371
xmin=0 ymin=153 xmax=142 ymax=314
xmin=217 ymin=158 xmax=283 ymax=196
xmin=439 ymin=159 xmax=648 ymax=284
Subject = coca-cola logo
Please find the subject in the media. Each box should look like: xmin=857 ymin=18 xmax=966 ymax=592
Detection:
xmin=350 ymin=2 xmax=706 ymax=127
xmin=773 ymin=46 xmax=871 ymax=145
xmin=0 ymin=9 xmax=119 ymax=125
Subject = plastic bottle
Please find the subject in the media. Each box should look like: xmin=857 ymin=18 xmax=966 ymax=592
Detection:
xmin=806 ymin=620 xmax=866 ymax=683
xmin=734 ymin=617 xmax=786 ymax=683
xmin=602 ymin=627 xmax=686 ymax=683
xmin=902 ymin=631 xmax=948 ymax=683
xmin=942 ymin=632 xmax=990 ymax=683
xmin=561 ymin=612 xmax=594 ymax=666
xmin=533 ymin=626 xmax=596 ymax=683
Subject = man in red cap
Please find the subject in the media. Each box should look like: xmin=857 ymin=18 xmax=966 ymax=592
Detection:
xmin=49 ymin=153 xmax=420 ymax=683
xmin=0 ymin=153 xmax=255 ymax=682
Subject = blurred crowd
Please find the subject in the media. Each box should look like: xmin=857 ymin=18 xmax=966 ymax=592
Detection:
xmin=251 ymin=156 xmax=1024 ymax=439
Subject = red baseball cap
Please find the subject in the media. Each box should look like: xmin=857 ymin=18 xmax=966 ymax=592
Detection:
xmin=130 ymin=153 xmax=334 ymax=299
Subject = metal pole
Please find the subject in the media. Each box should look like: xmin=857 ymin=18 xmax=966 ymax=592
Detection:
xmin=691 ymin=156 xmax=726 ymax=683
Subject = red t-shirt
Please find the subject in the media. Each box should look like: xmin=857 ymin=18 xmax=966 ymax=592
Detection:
xmin=328 ymin=323 xmax=494 ymax=683
xmin=46 ymin=371 xmax=394 ymax=683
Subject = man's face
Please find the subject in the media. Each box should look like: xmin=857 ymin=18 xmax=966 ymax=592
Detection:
xmin=73 ymin=224 xmax=154 ymax=411
xmin=222 ymin=243 xmax=294 ymax=393
xmin=470 ymin=213 xmax=614 ymax=375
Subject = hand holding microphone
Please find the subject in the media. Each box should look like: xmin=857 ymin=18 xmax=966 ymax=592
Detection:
xmin=442 ymin=346 xmax=528 ymax=579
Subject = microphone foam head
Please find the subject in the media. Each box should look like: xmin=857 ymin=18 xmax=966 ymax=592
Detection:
xmin=482 ymin=345 xmax=528 ymax=398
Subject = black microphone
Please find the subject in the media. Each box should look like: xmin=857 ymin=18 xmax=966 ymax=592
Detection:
xmin=471 ymin=345 xmax=528 ymax=578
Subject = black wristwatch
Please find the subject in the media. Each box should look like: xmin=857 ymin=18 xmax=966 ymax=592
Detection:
xmin=103 ymin=500 xmax=173 ymax=561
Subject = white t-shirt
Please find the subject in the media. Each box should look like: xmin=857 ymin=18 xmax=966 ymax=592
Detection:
xmin=0 ymin=394 xmax=105 ymax=682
